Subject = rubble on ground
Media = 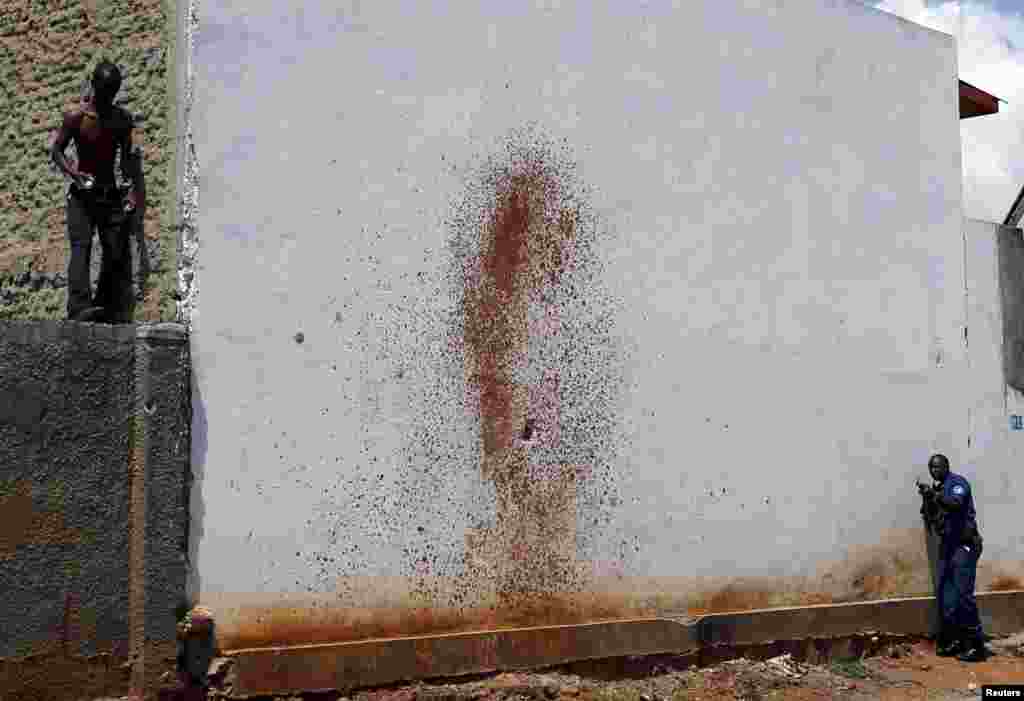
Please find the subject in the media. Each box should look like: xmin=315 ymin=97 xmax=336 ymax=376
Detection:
xmin=988 ymin=632 xmax=1024 ymax=657
xmin=93 ymin=631 xmax=1024 ymax=701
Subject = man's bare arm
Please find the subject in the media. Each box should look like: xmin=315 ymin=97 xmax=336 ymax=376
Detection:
xmin=119 ymin=119 xmax=142 ymax=211
xmin=119 ymin=120 xmax=141 ymax=187
xmin=51 ymin=111 xmax=84 ymax=185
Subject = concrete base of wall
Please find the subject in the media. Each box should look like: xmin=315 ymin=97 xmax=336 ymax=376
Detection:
xmin=0 ymin=648 xmax=136 ymax=701
xmin=216 ymin=591 xmax=1024 ymax=699
xmin=0 ymin=640 xmax=185 ymax=701
xmin=0 ymin=320 xmax=192 ymax=701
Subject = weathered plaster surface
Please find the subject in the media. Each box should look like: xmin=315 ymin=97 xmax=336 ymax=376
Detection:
xmin=0 ymin=321 xmax=192 ymax=700
xmin=0 ymin=322 xmax=136 ymax=660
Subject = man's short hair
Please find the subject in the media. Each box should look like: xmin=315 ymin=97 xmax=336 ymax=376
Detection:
xmin=92 ymin=60 xmax=122 ymax=93
xmin=928 ymin=453 xmax=950 ymax=470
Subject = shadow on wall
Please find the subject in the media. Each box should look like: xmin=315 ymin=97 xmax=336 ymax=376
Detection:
xmin=997 ymin=226 xmax=1024 ymax=391
xmin=186 ymin=366 xmax=207 ymax=607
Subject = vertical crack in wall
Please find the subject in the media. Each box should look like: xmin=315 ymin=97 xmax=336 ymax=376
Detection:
xmin=963 ymin=225 xmax=972 ymax=450
xmin=176 ymin=0 xmax=200 ymax=326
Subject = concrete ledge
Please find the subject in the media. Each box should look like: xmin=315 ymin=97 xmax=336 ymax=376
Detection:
xmin=0 ymin=321 xmax=142 ymax=345
xmin=697 ymin=597 xmax=932 ymax=646
xmin=137 ymin=323 xmax=189 ymax=343
xmin=220 ymin=591 xmax=1024 ymax=699
xmin=224 ymin=619 xmax=699 ymax=698
xmin=698 ymin=590 xmax=1024 ymax=646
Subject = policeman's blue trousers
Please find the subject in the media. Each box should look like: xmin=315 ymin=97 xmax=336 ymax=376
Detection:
xmin=937 ymin=543 xmax=984 ymax=640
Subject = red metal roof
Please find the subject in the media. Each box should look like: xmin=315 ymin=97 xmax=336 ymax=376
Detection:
xmin=960 ymin=80 xmax=1000 ymax=119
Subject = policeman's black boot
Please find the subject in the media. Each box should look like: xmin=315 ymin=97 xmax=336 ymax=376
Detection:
xmin=936 ymin=633 xmax=965 ymax=657
xmin=957 ymin=632 xmax=989 ymax=663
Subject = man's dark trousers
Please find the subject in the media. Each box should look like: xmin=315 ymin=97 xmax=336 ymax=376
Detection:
xmin=937 ymin=540 xmax=984 ymax=645
xmin=65 ymin=185 xmax=132 ymax=322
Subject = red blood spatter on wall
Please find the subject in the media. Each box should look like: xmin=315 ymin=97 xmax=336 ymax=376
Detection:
xmin=465 ymin=172 xmax=567 ymax=475
xmin=457 ymin=142 xmax=587 ymax=606
xmin=486 ymin=188 xmax=531 ymax=298
xmin=478 ymin=353 xmax=515 ymax=457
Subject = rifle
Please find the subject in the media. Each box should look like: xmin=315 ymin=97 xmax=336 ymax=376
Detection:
xmin=916 ymin=478 xmax=945 ymax=535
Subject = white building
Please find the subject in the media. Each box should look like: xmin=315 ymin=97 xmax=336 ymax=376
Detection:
xmin=189 ymin=0 xmax=1019 ymax=650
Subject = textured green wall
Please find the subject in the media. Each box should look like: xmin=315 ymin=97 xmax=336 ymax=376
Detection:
xmin=0 ymin=0 xmax=179 ymax=322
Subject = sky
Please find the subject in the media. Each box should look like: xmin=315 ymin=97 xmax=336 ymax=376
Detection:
xmin=871 ymin=0 xmax=1024 ymax=224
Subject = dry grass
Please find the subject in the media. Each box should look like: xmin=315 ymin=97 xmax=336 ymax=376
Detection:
xmin=0 ymin=0 xmax=177 ymax=321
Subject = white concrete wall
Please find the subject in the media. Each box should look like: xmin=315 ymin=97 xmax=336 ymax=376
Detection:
xmin=190 ymin=0 xmax=993 ymax=645
xmin=963 ymin=219 xmax=1024 ymax=580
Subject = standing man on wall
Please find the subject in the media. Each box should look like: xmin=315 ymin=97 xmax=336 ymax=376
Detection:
xmin=50 ymin=60 xmax=140 ymax=323
xmin=921 ymin=453 xmax=989 ymax=662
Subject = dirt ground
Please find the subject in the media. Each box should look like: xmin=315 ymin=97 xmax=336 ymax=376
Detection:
xmin=338 ymin=633 xmax=1023 ymax=701
xmin=358 ymin=633 xmax=1021 ymax=701
xmin=88 ymin=632 xmax=1024 ymax=701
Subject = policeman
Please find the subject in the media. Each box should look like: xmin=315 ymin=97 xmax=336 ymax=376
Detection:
xmin=924 ymin=453 xmax=988 ymax=662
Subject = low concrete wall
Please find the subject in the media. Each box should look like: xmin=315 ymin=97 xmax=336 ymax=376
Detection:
xmin=219 ymin=591 xmax=1024 ymax=698
xmin=0 ymin=320 xmax=191 ymax=701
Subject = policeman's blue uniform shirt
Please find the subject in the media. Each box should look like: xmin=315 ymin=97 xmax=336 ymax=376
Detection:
xmin=940 ymin=472 xmax=978 ymax=551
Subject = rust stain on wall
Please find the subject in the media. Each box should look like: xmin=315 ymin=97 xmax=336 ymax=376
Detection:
xmin=222 ymin=593 xmax=648 ymax=651
xmin=683 ymin=530 xmax=1024 ymax=616
xmin=988 ymin=575 xmax=1024 ymax=592
xmin=213 ymin=536 xmax=1024 ymax=650
xmin=686 ymin=587 xmax=835 ymax=617
xmin=0 ymin=480 xmax=82 ymax=559
xmin=0 ymin=648 xmax=135 ymax=701
xmin=682 ymin=529 xmax=933 ymax=617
